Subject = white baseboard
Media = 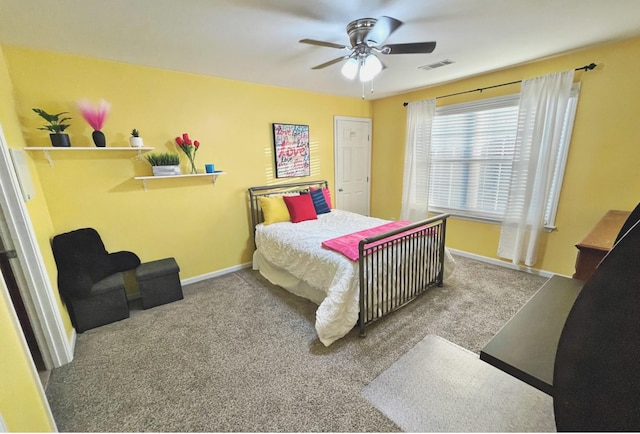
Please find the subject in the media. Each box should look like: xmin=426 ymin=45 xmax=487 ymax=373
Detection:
xmin=67 ymin=328 xmax=76 ymax=359
xmin=181 ymin=253 xmax=560 ymax=287
xmin=180 ymin=262 xmax=252 ymax=286
xmin=447 ymin=248 xmax=557 ymax=278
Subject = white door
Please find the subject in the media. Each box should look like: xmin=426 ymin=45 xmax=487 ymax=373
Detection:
xmin=0 ymin=124 xmax=72 ymax=368
xmin=334 ymin=116 xmax=371 ymax=215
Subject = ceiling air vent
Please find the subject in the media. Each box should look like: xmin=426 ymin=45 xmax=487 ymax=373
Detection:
xmin=419 ymin=59 xmax=455 ymax=70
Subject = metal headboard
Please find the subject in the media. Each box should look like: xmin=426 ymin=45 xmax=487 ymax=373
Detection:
xmin=248 ymin=180 xmax=328 ymax=245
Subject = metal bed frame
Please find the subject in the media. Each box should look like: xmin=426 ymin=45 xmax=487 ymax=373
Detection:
xmin=248 ymin=180 xmax=449 ymax=337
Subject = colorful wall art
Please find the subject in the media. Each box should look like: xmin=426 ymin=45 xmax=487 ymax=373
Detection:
xmin=272 ymin=123 xmax=310 ymax=178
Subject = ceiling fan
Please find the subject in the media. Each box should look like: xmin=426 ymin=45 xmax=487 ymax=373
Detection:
xmin=299 ymin=16 xmax=436 ymax=82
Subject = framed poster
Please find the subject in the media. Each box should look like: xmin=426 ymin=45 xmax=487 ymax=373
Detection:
xmin=272 ymin=123 xmax=310 ymax=178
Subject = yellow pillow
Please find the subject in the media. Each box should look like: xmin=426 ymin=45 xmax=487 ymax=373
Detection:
xmin=258 ymin=196 xmax=290 ymax=225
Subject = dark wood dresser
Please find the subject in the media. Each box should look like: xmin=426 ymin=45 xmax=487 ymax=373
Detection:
xmin=573 ymin=210 xmax=630 ymax=281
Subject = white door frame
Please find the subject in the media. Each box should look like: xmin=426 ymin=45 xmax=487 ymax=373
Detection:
xmin=0 ymin=124 xmax=73 ymax=368
xmin=333 ymin=116 xmax=372 ymax=214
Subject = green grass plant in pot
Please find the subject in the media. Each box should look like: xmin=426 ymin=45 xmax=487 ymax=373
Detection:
xmin=145 ymin=152 xmax=181 ymax=176
xmin=32 ymin=108 xmax=72 ymax=147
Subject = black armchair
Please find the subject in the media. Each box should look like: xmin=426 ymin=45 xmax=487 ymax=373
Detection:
xmin=52 ymin=228 xmax=141 ymax=333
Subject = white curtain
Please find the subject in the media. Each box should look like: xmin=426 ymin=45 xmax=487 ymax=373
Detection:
xmin=401 ymin=99 xmax=436 ymax=222
xmin=498 ymin=70 xmax=574 ymax=266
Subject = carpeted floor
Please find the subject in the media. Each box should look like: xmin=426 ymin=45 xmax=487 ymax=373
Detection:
xmin=45 ymin=255 xmax=550 ymax=432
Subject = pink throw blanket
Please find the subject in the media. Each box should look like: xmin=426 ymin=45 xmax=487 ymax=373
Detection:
xmin=321 ymin=221 xmax=413 ymax=261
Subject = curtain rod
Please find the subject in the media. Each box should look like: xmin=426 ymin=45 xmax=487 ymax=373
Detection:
xmin=402 ymin=62 xmax=597 ymax=106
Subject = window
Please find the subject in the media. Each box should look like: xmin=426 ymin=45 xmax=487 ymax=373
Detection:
xmin=428 ymin=84 xmax=580 ymax=228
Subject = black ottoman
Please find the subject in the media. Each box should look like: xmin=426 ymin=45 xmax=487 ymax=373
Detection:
xmin=67 ymin=273 xmax=130 ymax=333
xmin=136 ymin=258 xmax=183 ymax=309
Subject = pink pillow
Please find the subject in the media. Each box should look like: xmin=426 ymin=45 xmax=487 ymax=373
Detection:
xmin=311 ymin=187 xmax=333 ymax=208
xmin=283 ymin=194 xmax=317 ymax=223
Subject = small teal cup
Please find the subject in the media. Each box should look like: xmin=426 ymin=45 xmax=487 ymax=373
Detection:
xmin=205 ymin=164 xmax=215 ymax=173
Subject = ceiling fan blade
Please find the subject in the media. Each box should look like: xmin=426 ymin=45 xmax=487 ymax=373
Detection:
xmin=365 ymin=16 xmax=403 ymax=45
xmin=383 ymin=41 xmax=437 ymax=54
xmin=311 ymin=56 xmax=349 ymax=70
xmin=299 ymin=38 xmax=349 ymax=50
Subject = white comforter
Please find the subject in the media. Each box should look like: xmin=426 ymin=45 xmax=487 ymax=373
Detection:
xmin=253 ymin=209 xmax=454 ymax=346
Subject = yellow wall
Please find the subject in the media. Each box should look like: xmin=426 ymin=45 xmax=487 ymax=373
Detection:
xmin=371 ymin=36 xmax=640 ymax=276
xmin=0 ymin=49 xmax=72 ymax=338
xmin=0 ymin=45 xmax=56 ymax=432
xmin=4 ymin=46 xmax=371 ymax=278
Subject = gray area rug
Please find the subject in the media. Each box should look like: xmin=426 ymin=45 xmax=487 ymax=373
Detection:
xmin=45 ymin=255 xmax=550 ymax=432
xmin=362 ymin=334 xmax=556 ymax=432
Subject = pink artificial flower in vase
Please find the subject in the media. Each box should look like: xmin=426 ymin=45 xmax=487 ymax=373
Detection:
xmin=77 ymin=99 xmax=111 ymax=147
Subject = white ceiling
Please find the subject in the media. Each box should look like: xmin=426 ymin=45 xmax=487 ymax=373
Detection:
xmin=1 ymin=0 xmax=640 ymax=100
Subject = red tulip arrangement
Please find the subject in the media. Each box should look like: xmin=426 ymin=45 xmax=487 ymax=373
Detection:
xmin=175 ymin=133 xmax=200 ymax=174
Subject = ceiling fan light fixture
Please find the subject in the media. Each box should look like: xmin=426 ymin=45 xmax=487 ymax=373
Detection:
xmin=341 ymin=57 xmax=359 ymax=80
xmin=359 ymin=54 xmax=382 ymax=82
xmin=300 ymin=15 xmax=437 ymax=93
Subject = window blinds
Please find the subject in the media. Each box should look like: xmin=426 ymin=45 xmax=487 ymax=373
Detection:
xmin=428 ymin=85 xmax=579 ymax=227
xmin=430 ymin=94 xmax=520 ymax=220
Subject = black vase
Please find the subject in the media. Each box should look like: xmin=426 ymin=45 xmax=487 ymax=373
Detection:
xmin=50 ymin=133 xmax=71 ymax=147
xmin=92 ymin=130 xmax=106 ymax=147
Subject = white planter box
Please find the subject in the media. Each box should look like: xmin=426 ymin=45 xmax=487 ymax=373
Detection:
xmin=152 ymin=165 xmax=181 ymax=176
xmin=129 ymin=136 xmax=144 ymax=148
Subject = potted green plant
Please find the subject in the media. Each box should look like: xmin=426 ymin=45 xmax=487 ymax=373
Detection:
xmin=129 ymin=128 xmax=144 ymax=148
xmin=32 ymin=108 xmax=72 ymax=147
xmin=144 ymin=152 xmax=181 ymax=176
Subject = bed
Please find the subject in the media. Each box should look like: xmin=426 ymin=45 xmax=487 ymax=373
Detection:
xmin=249 ymin=180 xmax=454 ymax=346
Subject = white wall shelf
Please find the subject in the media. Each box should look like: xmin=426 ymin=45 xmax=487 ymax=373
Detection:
xmin=24 ymin=146 xmax=155 ymax=166
xmin=134 ymin=172 xmax=226 ymax=191
xmin=24 ymin=147 xmax=155 ymax=151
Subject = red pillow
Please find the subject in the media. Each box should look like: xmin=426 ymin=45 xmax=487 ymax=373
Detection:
xmin=283 ymin=194 xmax=317 ymax=223
xmin=311 ymin=187 xmax=333 ymax=208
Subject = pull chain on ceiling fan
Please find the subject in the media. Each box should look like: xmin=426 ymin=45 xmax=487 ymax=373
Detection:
xmin=299 ymin=16 xmax=436 ymax=84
